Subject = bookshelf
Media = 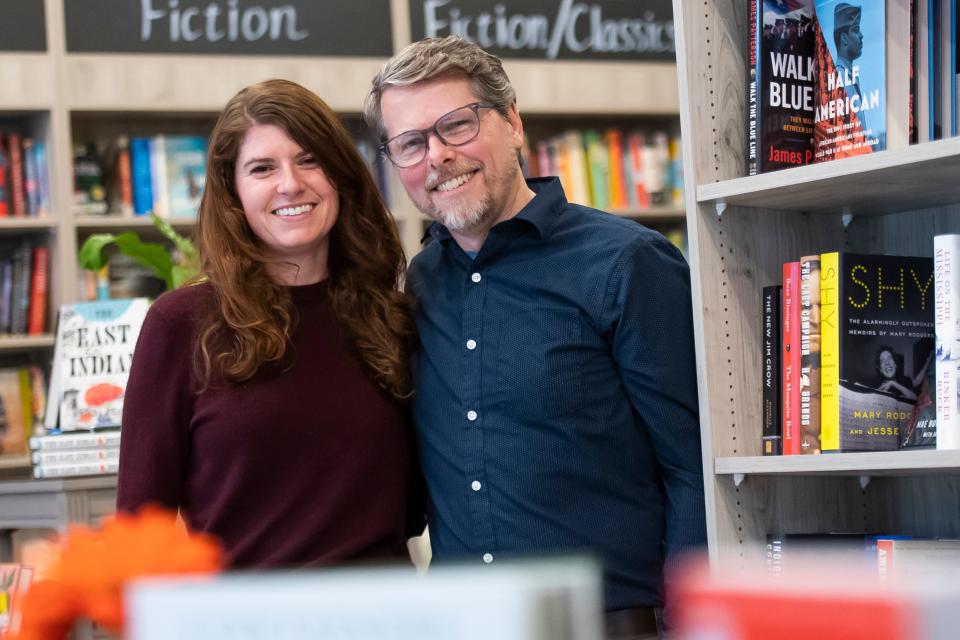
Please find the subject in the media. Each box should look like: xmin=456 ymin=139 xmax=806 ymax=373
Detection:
xmin=0 ymin=0 xmax=686 ymax=473
xmin=673 ymin=0 xmax=960 ymax=561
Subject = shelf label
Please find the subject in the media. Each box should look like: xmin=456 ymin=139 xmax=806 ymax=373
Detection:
xmin=0 ymin=1 xmax=46 ymax=51
xmin=64 ymin=0 xmax=392 ymax=56
xmin=409 ymin=0 xmax=675 ymax=61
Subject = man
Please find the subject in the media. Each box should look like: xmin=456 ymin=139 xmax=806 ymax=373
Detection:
xmin=832 ymin=3 xmax=865 ymax=128
xmin=364 ymin=36 xmax=706 ymax=639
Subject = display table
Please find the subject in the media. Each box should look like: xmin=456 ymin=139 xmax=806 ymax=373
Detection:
xmin=0 ymin=475 xmax=118 ymax=540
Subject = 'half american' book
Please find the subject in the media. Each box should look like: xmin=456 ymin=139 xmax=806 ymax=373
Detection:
xmin=820 ymin=252 xmax=935 ymax=451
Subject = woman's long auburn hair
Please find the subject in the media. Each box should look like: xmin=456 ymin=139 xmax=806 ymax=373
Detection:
xmin=195 ymin=79 xmax=416 ymax=399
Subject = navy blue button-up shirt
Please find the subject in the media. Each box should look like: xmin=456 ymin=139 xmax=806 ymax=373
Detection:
xmin=407 ymin=177 xmax=706 ymax=610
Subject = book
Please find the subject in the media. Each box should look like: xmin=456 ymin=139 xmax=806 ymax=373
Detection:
xmin=876 ymin=538 xmax=960 ymax=579
xmin=935 ymin=234 xmax=960 ymax=449
xmin=72 ymin=142 xmax=108 ymax=215
xmin=31 ymin=445 xmax=119 ymax=466
xmin=0 ymin=564 xmax=33 ymax=635
xmin=163 ymin=135 xmax=207 ymax=219
xmin=820 ymin=252 xmax=935 ymax=451
xmin=762 ymin=285 xmax=783 ymax=455
xmin=32 ymin=458 xmax=119 ymax=479
xmin=0 ymin=368 xmax=29 ymax=455
xmin=799 ymin=255 xmax=822 ymax=453
xmin=813 ymin=0 xmax=906 ymax=161
xmin=749 ymin=0 xmax=816 ymax=175
xmin=29 ymin=429 xmax=120 ymax=450
xmin=783 ymin=261 xmax=802 ymax=454
xmin=27 ymin=244 xmax=47 ymax=335
xmin=54 ymin=298 xmax=149 ymax=431
xmin=131 ymin=136 xmax=154 ymax=216
xmin=0 ymin=135 xmax=9 ymax=218
xmin=7 ymin=133 xmax=25 ymax=216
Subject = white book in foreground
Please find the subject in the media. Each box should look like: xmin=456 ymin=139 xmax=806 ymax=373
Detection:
xmin=128 ymin=558 xmax=604 ymax=640
xmin=31 ymin=446 xmax=119 ymax=466
xmin=29 ymin=430 xmax=121 ymax=451
xmin=935 ymin=234 xmax=960 ymax=449
xmin=32 ymin=459 xmax=118 ymax=479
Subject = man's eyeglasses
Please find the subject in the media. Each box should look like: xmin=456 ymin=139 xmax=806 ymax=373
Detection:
xmin=381 ymin=102 xmax=496 ymax=168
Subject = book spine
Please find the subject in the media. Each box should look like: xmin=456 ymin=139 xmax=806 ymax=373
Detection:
xmin=117 ymin=136 xmax=134 ymax=216
xmin=32 ymin=446 xmax=120 ymax=466
xmin=783 ymin=261 xmax=802 ymax=455
xmin=21 ymin=138 xmax=39 ymax=216
xmin=27 ymin=245 xmax=47 ymax=336
xmin=820 ymin=252 xmax=840 ymax=451
xmin=606 ymin=130 xmax=627 ymax=209
xmin=33 ymin=459 xmax=118 ymax=479
xmin=762 ymin=285 xmax=782 ymax=454
xmin=131 ymin=137 xmax=153 ymax=216
xmin=876 ymin=538 xmax=894 ymax=580
xmin=9 ymin=240 xmax=30 ymax=335
xmin=0 ymin=134 xmax=8 ymax=218
xmin=799 ymin=255 xmax=822 ymax=454
xmin=747 ymin=0 xmax=759 ymax=176
xmin=935 ymin=234 xmax=960 ymax=449
xmin=34 ymin=139 xmax=49 ymax=216
xmin=7 ymin=133 xmax=25 ymax=217
xmin=29 ymin=430 xmax=121 ymax=450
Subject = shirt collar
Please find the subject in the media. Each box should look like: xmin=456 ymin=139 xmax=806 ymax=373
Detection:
xmin=420 ymin=176 xmax=567 ymax=245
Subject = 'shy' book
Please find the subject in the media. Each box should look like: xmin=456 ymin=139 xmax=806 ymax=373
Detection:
xmin=163 ymin=135 xmax=207 ymax=219
xmin=820 ymin=252 xmax=935 ymax=451
xmin=749 ymin=0 xmax=816 ymax=175
xmin=935 ymin=234 xmax=960 ymax=449
xmin=762 ymin=285 xmax=783 ymax=455
xmin=54 ymin=298 xmax=149 ymax=431
xmin=812 ymin=0 xmax=911 ymax=161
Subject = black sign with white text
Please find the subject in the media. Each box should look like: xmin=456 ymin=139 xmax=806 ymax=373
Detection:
xmin=64 ymin=0 xmax=392 ymax=56
xmin=0 ymin=1 xmax=47 ymax=51
xmin=409 ymin=0 xmax=674 ymax=61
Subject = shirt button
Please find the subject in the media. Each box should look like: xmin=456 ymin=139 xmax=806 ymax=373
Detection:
xmin=471 ymin=272 xmax=482 ymax=283
xmin=482 ymin=553 xmax=494 ymax=564
xmin=471 ymin=480 xmax=482 ymax=491
xmin=466 ymin=410 xmax=478 ymax=421
xmin=466 ymin=339 xmax=477 ymax=350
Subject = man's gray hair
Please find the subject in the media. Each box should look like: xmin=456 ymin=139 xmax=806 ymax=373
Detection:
xmin=363 ymin=36 xmax=517 ymax=139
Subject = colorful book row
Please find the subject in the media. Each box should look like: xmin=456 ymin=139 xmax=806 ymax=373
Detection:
xmin=0 ymin=131 xmax=49 ymax=218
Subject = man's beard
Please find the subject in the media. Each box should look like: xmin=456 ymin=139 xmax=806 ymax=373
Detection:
xmin=423 ymin=190 xmax=493 ymax=232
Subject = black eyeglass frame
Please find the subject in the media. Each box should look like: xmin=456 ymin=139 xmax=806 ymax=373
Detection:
xmin=379 ymin=102 xmax=497 ymax=168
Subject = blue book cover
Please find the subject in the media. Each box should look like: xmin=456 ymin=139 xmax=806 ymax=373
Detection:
xmin=814 ymin=0 xmax=886 ymax=159
xmin=163 ymin=135 xmax=206 ymax=219
xmin=130 ymin=137 xmax=153 ymax=216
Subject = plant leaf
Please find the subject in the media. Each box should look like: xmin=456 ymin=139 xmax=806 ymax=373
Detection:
xmin=112 ymin=232 xmax=175 ymax=290
xmin=78 ymin=234 xmax=119 ymax=271
xmin=151 ymin=215 xmax=197 ymax=262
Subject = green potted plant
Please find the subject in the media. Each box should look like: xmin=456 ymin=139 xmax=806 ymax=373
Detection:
xmin=78 ymin=215 xmax=200 ymax=292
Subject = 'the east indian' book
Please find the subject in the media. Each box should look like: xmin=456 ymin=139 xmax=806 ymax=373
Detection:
xmin=52 ymin=298 xmax=149 ymax=431
xmin=820 ymin=252 xmax=935 ymax=451
xmin=749 ymin=0 xmax=816 ymax=175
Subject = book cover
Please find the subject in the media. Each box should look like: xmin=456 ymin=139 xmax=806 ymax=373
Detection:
xmin=21 ymin=137 xmax=39 ymax=216
xmin=27 ymin=244 xmax=47 ymax=336
xmin=605 ymin=129 xmax=627 ymax=210
xmin=820 ymin=252 xmax=935 ymax=451
xmin=7 ymin=133 xmax=25 ymax=217
xmin=55 ymin=298 xmax=149 ymax=431
xmin=130 ymin=136 xmax=154 ymax=216
xmin=0 ymin=368 xmax=30 ymax=455
xmin=783 ymin=261 xmax=802 ymax=454
xmin=583 ymin=130 xmax=609 ymax=210
xmin=32 ymin=458 xmax=119 ymax=479
xmin=799 ymin=255 xmax=822 ymax=453
xmin=29 ymin=429 xmax=120 ymax=450
xmin=935 ymin=234 xmax=960 ymax=449
xmin=163 ymin=135 xmax=206 ymax=219
xmin=762 ymin=285 xmax=783 ymax=455
xmin=813 ymin=0 xmax=886 ymax=160
xmin=877 ymin=538 xmax=960 ymax=579
xmin=32 ymin=445 xmax=119 ymax=466
xmin=751 ymin=0 xmax=816 ymax=175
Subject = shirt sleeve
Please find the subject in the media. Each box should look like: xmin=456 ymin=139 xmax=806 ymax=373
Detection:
xmin=605 ymin=235 xmax=708 ymax=557
xmin=116 ymin=302 xmax=193 ymax=514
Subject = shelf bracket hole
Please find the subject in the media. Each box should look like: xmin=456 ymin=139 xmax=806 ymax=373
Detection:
xmin=733 ymin=473 xmax=745 ymax=488
xmin=858 ymin=475 xmax=871 ymax=490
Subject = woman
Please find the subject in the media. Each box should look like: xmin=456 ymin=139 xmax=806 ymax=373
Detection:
xmin=117 ymin=79 xmax=422 ymax=568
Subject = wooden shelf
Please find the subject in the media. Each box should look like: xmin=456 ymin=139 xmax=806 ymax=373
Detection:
xmin=696 ymin=137 xmax=960 ymax=216
xmin=610 ymin=206 xmax=686 ymax=221
xmin=0 ymin=54 xmax=55 ymax=109
xmin=716 ymin=450 xmax=960 ymax=478
xmin=74 ymin=216 xmax=195 ymax=232
xmin=0 ymin=334 xmax=55 ymax=350
xmin=0 ymin=218 xmax=57 ymax=232
xmin=0 ymin=454 xmax=30 ymax=470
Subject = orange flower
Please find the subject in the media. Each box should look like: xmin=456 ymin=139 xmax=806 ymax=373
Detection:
xmin=5 ymin=506 xmax=223 ymax=640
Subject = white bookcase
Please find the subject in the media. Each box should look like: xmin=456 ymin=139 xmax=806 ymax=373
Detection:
xmin=672 ymin=0 xmax=960 ymax=562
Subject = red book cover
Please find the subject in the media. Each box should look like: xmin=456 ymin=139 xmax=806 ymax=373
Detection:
xmin=7 ymin=133 xmax=25 ymax=217
xmin=0 ymin=134 xmax=9 ymax=218
xmin=27 ymin=245 xmax=47 ymax=336
xmin=783 ymin=261 xmax=802 ymax=455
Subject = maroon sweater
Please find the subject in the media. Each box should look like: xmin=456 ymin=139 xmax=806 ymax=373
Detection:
xmin=117 ymin=281 xmax=419 ymax=568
